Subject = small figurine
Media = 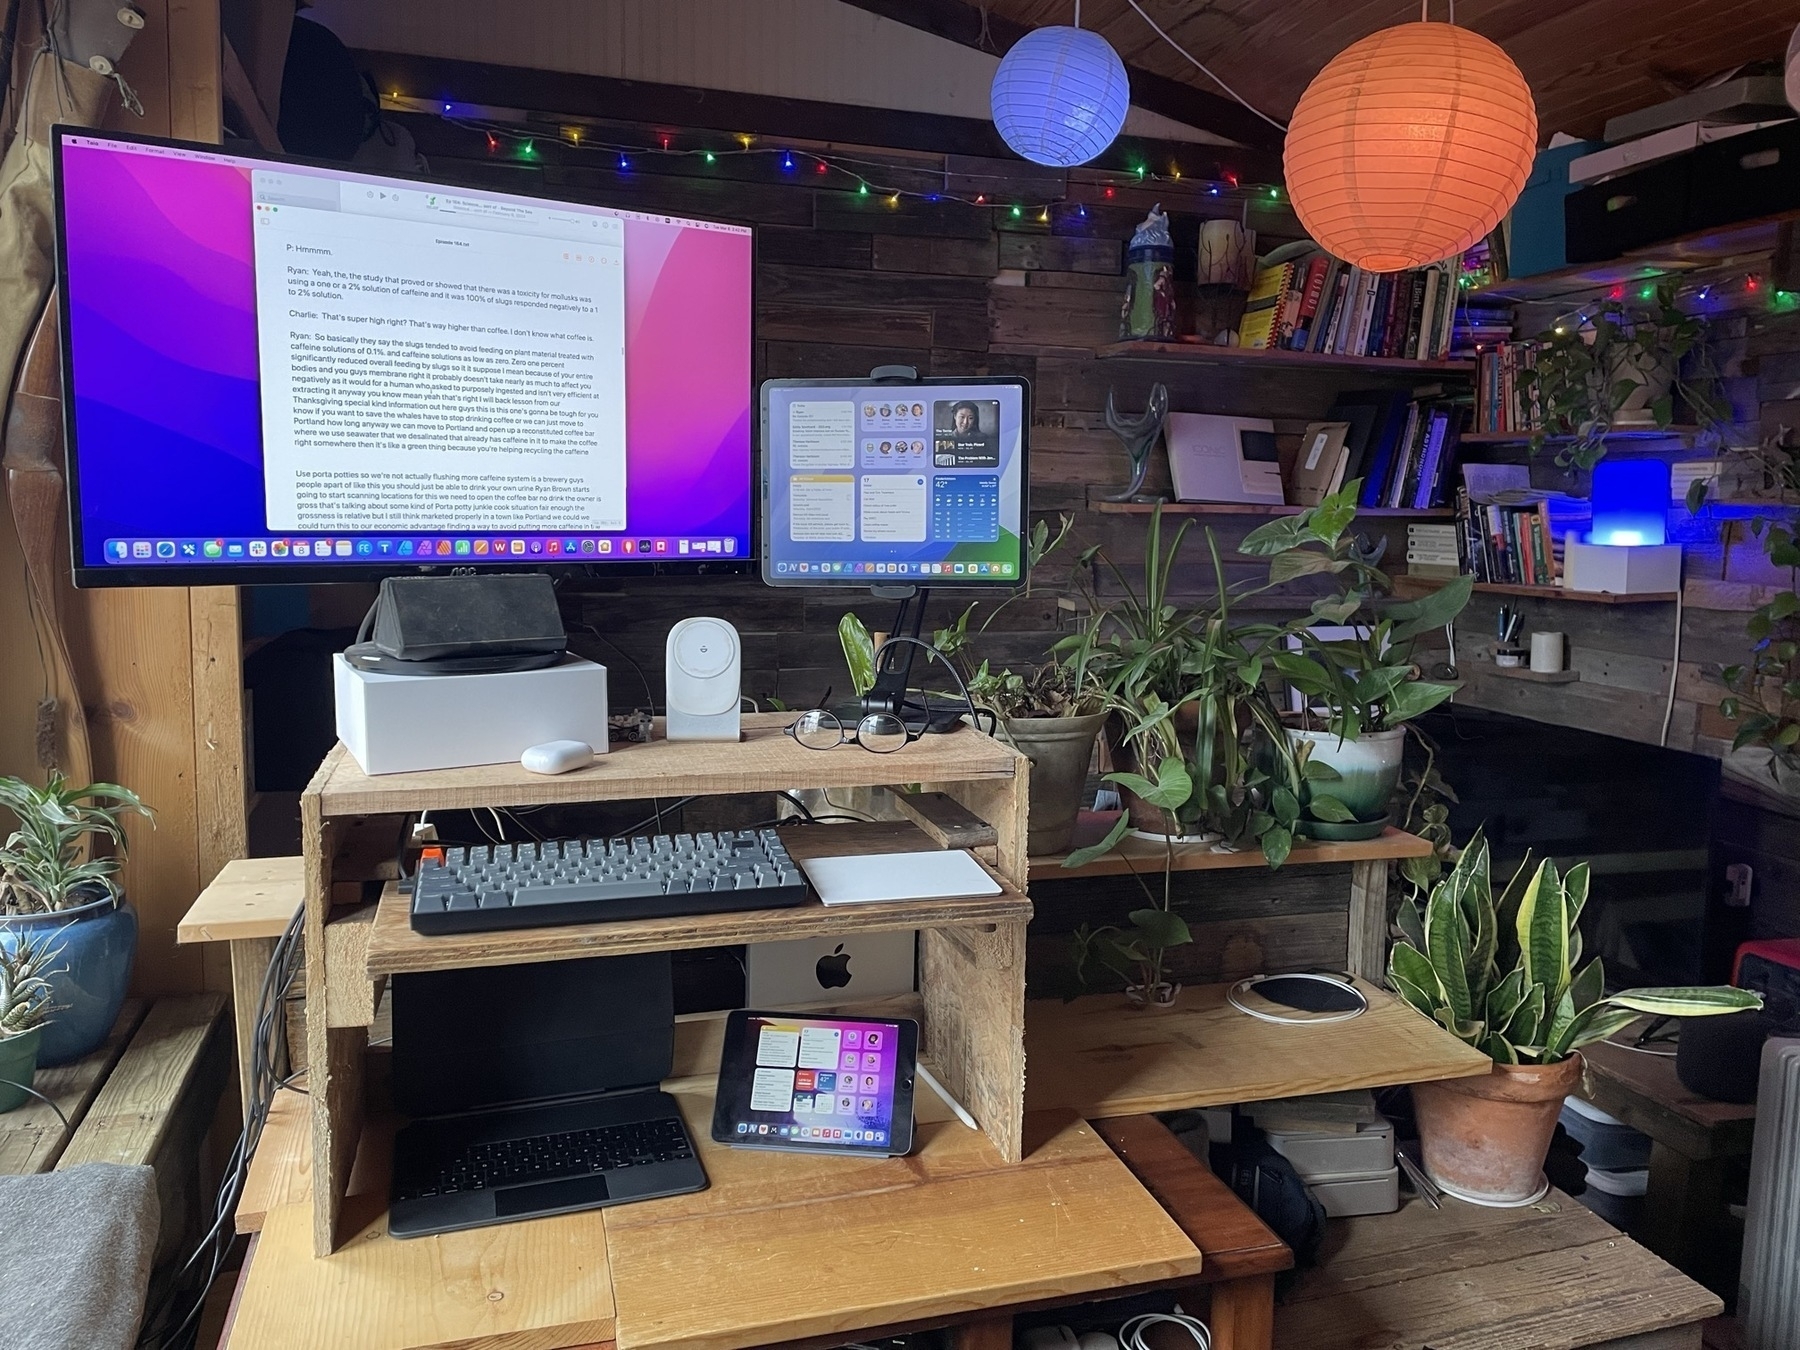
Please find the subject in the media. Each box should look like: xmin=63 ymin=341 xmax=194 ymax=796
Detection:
xmin=1102 ymin=383 xmax=1169 ymax=503
xmin=1120 ymin=204 xmax=1176 ymax=342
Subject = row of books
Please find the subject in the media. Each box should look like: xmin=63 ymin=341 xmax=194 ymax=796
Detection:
xmin=1471 ymin=342 xmax=1546 ymax=434
xmin=1451 ymin=301 xmax=1515 ymax=362
xmin=1324 ymin=387 xmax=1468 ymax=511
xmin=1241 ymin=247 xmax=1462 ymax=361
xmin=1454 ymin=489 xmax=1560 ymax=587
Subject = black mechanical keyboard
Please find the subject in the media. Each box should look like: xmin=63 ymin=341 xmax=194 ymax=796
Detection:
xmin=409 ymin=829 xmax=809 ymax=935
xmin=392 ymin=1116 xmax=696 ymax=1202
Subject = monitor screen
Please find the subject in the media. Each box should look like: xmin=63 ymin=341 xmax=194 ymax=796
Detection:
xmin=760 ymin=377 xmax=1029 ymax=585
xmin=54 ymin=129 xmax=754 ymax=585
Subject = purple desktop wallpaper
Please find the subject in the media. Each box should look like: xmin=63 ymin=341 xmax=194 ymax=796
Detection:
xmin=59 ymin=138 xmax=754 ymax=568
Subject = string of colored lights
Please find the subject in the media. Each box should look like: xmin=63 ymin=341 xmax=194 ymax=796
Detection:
xmin=1496 ymin=271 xmax=1800 ymax=346
xmin=381 ymin=95 xmax=1288 ymax=218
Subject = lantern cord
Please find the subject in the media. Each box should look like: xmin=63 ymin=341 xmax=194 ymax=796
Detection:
xmin=1121 ymin=0 xmax=1288 ymax=133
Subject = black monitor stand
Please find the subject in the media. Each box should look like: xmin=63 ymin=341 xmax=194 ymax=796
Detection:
xmin=832 ymin=585 xmax=961 ymax=733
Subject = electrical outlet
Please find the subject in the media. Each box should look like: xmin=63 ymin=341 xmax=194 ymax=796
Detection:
xmin=1725 ymin=862 xmax=1754 ymax=908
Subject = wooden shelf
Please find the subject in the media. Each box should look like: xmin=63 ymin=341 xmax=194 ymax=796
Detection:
xmin=365 ymin=821 xmax=1032 ymax=977
xmin=309 ymin=713 xmax=1022 ymax=816
xmin=1471 ymin=210 xmax=1800 ymax=303
xmin=1030 ymin=818 xmax=1432 ymax=883
xmin=1094 ymin=340 xmax=1476 ymax=377
xmin=1089 ymin=498 xmax=1456 ymax=519
xmin=1392 ymin=574 xmax=1678 ymax=604
xmin=1487 ymin=665 xmax=1581 ymax=684
xmin=1461 ymin=426 xmax=1700 ymax=445
xmin=1024 ymin=982 xmax=1492 ymax=1118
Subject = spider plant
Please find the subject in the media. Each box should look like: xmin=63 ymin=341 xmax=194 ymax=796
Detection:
xmin=0 ymin=775 xmax=154 ymax=916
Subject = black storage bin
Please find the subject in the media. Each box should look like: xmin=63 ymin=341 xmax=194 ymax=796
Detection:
xmin=1564 ymin=155 xmax=1692 ymax=264
xmin=1689 ymin=119 xmax=1800 ymax=230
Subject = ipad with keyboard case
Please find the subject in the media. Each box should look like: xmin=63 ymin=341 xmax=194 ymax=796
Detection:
xmin=712 ymin=1010 xmax=917 ymax=1156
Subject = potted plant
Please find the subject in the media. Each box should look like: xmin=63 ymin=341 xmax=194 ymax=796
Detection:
xmin=0 ymin=775 xmax=152 ymax=1065
xmin=0 ymin=929 xmax=64 ymax=1112
xmin=1515 ymin=281 xmax=1727 ymax=471
xmin=1240 ymin=481 xmax=1473 ymax=840
xmin=1391 ymin=829 xmax=1761 ymax=1205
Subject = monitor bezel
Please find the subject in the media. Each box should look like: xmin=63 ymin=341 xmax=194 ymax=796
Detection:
xmin=758 ymin=375 xmax=1032 ymax=590
xmin=53 ymin=125 xmax=757 ymax=587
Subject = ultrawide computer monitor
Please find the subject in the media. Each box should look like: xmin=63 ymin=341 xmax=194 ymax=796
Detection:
xmin=54 ymin=128 xmax=754 ymax=585
xmin=760 ymin=377 xmax=1029 ymax=586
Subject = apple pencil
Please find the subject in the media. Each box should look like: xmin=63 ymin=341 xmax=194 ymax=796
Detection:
xmin=916 ymin=1062 xmax=979 ymax=1132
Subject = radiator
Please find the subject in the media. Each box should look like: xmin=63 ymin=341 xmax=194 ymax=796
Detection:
xmin=1742 ymin=1037 xmax=1800 ymax=1349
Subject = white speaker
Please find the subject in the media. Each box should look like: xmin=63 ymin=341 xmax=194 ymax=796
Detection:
xmin=665 ymin=617 xmax=742 ymax=742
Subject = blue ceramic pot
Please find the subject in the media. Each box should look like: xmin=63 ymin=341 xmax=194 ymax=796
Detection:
xmin=0 ymin=895 xmax=137 ymax=1065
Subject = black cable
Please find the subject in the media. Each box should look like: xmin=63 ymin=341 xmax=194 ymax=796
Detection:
xmin=0 ymin=1076 xmax=70 ymax=1132
xmin=775 ymin=790 xmax=817 ymax=822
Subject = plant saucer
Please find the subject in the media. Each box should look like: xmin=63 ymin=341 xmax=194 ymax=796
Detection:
xmin=1296 ymin=816 xmax=1389 ymax=842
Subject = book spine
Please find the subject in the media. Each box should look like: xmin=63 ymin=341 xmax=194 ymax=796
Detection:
xmin=1387 ymin=273 xmax=1417 ymax=358
xmin=1405 ymin=270 xmax=1429 ymax=360
xmin=1334 ymin=267 xmax=1364 ymax=355
xmin=1276 ymin=263 xmax=1306 ymax=347
xmin=1432 ymin=413 xmax=1462 ymax=509
xmin=1311 ymin=263 xmax=1345 ymax=353
xmin=1411 ymin=409 xmax=1447 ymax=510
xmin=1290 ymin=256 xmax=1330 ymax=350
xmin=1390 ymin=403 xmax=1423 ymax=508
xmin=1360 ymin=274 xmax=1388 ymax=356
xmin=1516 ymin=509 xmax=1535 ymax=586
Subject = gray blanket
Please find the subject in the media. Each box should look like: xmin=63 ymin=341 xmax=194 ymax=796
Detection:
xmin=0 ymin=1163 xmax=159 ymax=1350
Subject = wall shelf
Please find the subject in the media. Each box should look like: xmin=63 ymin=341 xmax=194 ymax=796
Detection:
xmin=1094 ymin=341 xmax=1476 ymax=377
xmin=1461 ymin=427 xmax=1701 ymax=445
xmin=1393 ymin=574 xmax=1677 ymax=604
xmin=1089 ymin=497 xmax=1456 ymax=519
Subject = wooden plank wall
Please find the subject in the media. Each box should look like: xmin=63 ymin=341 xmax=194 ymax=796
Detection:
xmin=391 ymin=113 xmax=1435 ymax=717
xmin=0 ymin=1 xmax=246 ymax=996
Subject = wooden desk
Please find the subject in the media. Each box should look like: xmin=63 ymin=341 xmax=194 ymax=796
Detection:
xmin=1275 ymin=1190 xmax=1721 ymax=1350
xmin=225 ymin=1086 xmax=1203 ymax=1350
xmin=1580 ymin=1029 xmax=1758 ymax=1287
xmin=1024 ymin=983 xmax=1493 ymax=1117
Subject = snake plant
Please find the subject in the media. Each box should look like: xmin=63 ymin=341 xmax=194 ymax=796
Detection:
xmin=0 ymin=929 xmax=64 ymax=1038
xmin=1388 ymin=829 xmax=1761 ymax=1064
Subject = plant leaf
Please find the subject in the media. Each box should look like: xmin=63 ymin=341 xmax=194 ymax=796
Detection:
xmin=1062 ymin=814 xmax=1131 ymax=869
xmin=1396 ymin=897 xmax=1427 ymax=952
xmin=1485 ymin=967 xmax=1527 ymax=1029
xmin=1260 ymin=825 xmax=1293 ymax=870
xmin=1128 ymin=907 xmax=1192 ymax=950
xmin=1381 ymin=680 xmax=1458 ymax=727
xmin=1569 ymin=956 xmax=1605 ymax=1014
xmin=1307 ymin=793 xmax=1357 ymax=823
xmin=1390 ymin=941 xmax=1442 ymax=1008
xmin=1515 ymin=858 xmax=1570 ymax=1002
xmin=1103 ymin=757 xmax=1193 ymax=811
xmin=1387 ymin=574 xmax=1475 ymax=644
xmin=1425 ymin=879 xmax=1474 ymax=1023
xmin=1601 ymin=986 xmax=1764 ymax=1017
xmin=838 ymin=613 xmax=878 ymax=697
xmin=1301 ymin=759 xmax=1343 ymax=782
xmin=1508 ymin=982 xmax=1547 ymax=1046
xmin=1552 ymin=1004 xmax=1644 ymax=1058
xmin=1483 ymin=1033 xmax=1520 ymax=1064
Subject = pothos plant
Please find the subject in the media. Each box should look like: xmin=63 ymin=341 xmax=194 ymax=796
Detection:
xmin=1515 ymin=281 xmax=1727 ymax=472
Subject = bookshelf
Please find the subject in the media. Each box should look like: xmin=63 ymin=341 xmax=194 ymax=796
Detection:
xmin=1461 ymin=427 xmax=1701 ymax=445
xmin=1392 ymin=574 xmax=1678 ymax=605
xmin=1094 ymin=341 xmax=1476 ymax=378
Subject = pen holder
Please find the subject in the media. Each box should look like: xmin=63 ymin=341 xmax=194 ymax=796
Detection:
xmin=1494 ymin=646 xmax=1528 ymax=668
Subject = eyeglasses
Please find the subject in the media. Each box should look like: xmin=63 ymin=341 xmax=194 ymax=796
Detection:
xmin=786 ymin=708 xmax=924 ymax=754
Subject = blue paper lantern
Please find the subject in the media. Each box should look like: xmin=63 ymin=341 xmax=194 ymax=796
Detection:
xmin=990 ymin=26 xmax=1129 ymax=168
xmin=1589 ymin=459 xmax=1670 ymax=547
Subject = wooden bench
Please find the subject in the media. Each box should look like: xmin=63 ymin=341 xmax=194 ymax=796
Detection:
xmin=1580 ymin=1029 xmax=1757 ymax=1294
xmin=1275 ymin=1189 xmax=1722 ymax=1350
xmin=0 ymin=994 xmax=230 ymax=1267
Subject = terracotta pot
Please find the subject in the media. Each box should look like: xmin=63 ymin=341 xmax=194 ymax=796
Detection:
xmin=1411 ymin=1052 xmax=1584 ymax=1206
xmin=1106 ymin=705 xmax=1201 ymax=835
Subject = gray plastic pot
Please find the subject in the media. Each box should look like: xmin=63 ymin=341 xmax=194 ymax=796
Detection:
xmin=1001 ymin=711 xmax=1108 ymax=856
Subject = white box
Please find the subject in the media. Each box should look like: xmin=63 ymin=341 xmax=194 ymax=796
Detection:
xmin=1266 ymin=1116 xmax=1395 ymax=1178
xmin=1306 ymin=1165 xmax=1400 ymax=1218
xmin=1569 ymin=120 xmax=1786 ymax=184
xmin=333 ymin=653 xmax=609 ymax=775
xmin=1562 ymin=540 xmax=1682 ymax=595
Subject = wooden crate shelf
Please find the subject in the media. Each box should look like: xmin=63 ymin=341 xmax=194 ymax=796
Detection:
xmin=1392 ymin=574 xmax=1678 ymax=604
xmin=1094 ymin=340 xmax=1476 ymax=377
xmin=1089 ymin=498 xmax=1456 ymax=519
xmin=366 ymin=821 xmax=1030 ymax=977
xmin=1030 ymin=820 xmax=1431 ymax=883
xmin=302 ymin=715 xmax=1032 ymax=1256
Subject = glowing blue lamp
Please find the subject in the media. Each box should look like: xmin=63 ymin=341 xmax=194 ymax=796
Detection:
xmin=990 ymin=26 xmax=1130 ymax=168
xmin=1564 ymin=457 xmax=1682 ymax=594
xmin=1589 ymin=459 xmax=1670 ymax=547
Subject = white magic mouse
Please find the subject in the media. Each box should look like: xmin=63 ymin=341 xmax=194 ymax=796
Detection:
xmin=520 ymin=740 xmax=594 ymax=775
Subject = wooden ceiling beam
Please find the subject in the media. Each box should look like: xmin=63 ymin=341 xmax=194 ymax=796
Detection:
xmin=832 ymin=0 xmax=1285 ymax=150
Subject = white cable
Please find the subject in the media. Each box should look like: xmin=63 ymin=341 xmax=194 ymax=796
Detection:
xmin=1659 ymin=582 xmax=1683 ymax=747
xmin=1120 ymin=1312 xmax=1212 ymax=1350
xmin=1121 ymin=0 xmax=1288 ymax=133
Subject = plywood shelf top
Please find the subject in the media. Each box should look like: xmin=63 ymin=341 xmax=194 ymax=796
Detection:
xmin=1025 ymin=981 xmax=1493 ymax=1118
xmin=307 ymin=714 xmax=1025 ymax=818
xmin=1393 ymin=574 xmax=1678 ymax=605
xmin=1030 ymin=817 xmax=1433 ymax=882
xmin=364 ymin=821 xmax=1032 ymax=977
xmin=177 ymin=855 xmax=302 ymax=943
xmin=1094 ymin=340 xmax=1476 ymax=377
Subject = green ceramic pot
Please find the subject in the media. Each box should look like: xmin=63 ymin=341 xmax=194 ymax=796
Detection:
xmin=1288 ymin=726 xmax=1406 ymax=823
xmin=0 ymin=1026 xmax=44 ymax=1113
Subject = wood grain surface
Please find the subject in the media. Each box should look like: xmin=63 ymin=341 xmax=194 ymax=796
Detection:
xmin=1030 ymin=822 xmax=1431 ymax=882
xmin=0 ymin=1000 xmax=146 ymax=1174
xmin=1024 ymin=983 xmax=1492 ymax=1117
xmin=177 ymin=855 xmax=303 ymax=943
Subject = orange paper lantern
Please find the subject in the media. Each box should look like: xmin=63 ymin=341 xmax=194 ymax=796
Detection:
xmin=1283 ymin=22 xmax=1537 ymax=273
